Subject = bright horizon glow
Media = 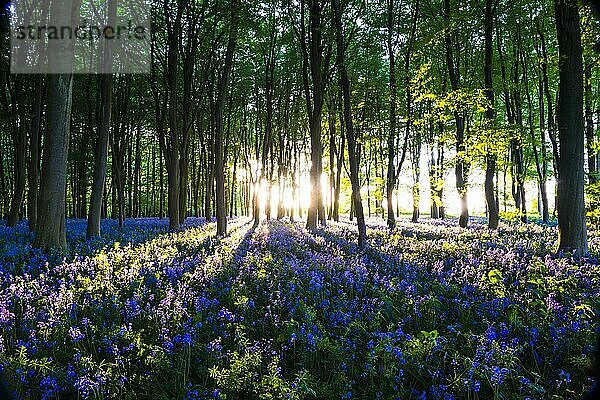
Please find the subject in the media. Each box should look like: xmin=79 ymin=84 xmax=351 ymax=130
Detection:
xmin=243 ymin=152 xmax=556 ymax=220
xmin=253 ymin=173 xmax=331 ymax=218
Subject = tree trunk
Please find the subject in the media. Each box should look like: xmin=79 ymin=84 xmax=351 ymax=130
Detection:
xmin=524 ymin=44 xmax=549 ymax=223
xmin=7 ymin=128 xmax=26 ymax=227
xmin=333 ymin=131 xmax=343 ymax=221
xmin=159 ymin=144 xmax=164 ymax=218
xmin=0 ymin=136 xmax=6 ymax=219
xmin=34 ymin=74 xmax=73 ymax=251
xmin=386 ymin=0 xmax=397 ymax=229
xmin=301 ymin=0 xmax=329 ymax=230
xmin=133 ymin=124 xmax=142 ymax=217
xmin=87 ymin=0 xmax=116 ymax=230
xmin=179 ymin=16 xmax=200 ymax=225
xmin=214 ymin=0 xmax=238 ymax=236
xmin=166 ymin=157 xmax=180 ymax=230
xmin=28 ymin=76 xmax=43 ymax=231
xmin=230 ymin=151 xmax=238 ymax=217
xmin=537 ymin=20 xmax=560 ymax=187
xmin=111 ymin=76 xmax=130 ymax=228
xmin=160 ymin=0 xmax=183 ymax=231
xmin=444 ymin=0 xmax=469 ymax=228
xmin=411 ymin=130 xmax=421 ymax=223
xmin=554 ymin=0 xmax=588 ymax=255
xmin=7 ymin=77 xmax=27 ymax=227
xmin=165 ymin=57 xmax=180 ymax=230
xmin=585 ymin=65 xmax=598 ymax=183
xmin=87 ymin=74 xmax=112 ymax=238
xmin=204 ymin=137 xmax=213 ymax=222
xmin=412 ymin=176 xmax=420 ymax=223
xmin=328 ymin=103 xmax=336 ymax=220
xmin=332 ymin=0 xmax=366 ymax=246
xmin=483 ymin=0 xmax=499 ymax=229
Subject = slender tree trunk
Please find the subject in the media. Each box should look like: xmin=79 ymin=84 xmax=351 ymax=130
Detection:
xmin=307 ymin=97 xmax=324 ymax=228
xmin=438 ymin=143 xmax=445 ymax=219
xmin=428 ymin=118 xmax=439 ymax=219
xmin=159 ymin=144 xmax=164 ymax=218
xmin=302 ymin=0 xmax=329 ymax=230
xmin=585 ymin=65 xmax=598 ymax=183
xmin=160 ymin=1 xmax=183 ymax=231
xmin=230 ymin=151 xmax=238 ymax=217
xmin=386 ymin=0 xmax=397 ymax=229
xmin=525 ymin=48 xmax=549 ymax=223
xmin=483 ymin=0 xmax=499 ymax=229
xmin=133 ymin=124 xmax=141 ymax=217
xmin=328 ymin=103 xmax=336 ymax=220
xmin=111 ymin=76 xmax=130 ymax=228
xmin=537 ymin=21 xmax=560 ymax=188
xmin=0 ymin=138 xmax=5 ymax=220
xmin=214 ymin=0 xmax=238 ymax=236
xmin=412 ymin=165 xmax=420 ymax=223
xmin=178 ymin=144 xmax=188 ymax=224
xmin=78 ymin=116 xmax=89 ymax=219
xmin=152 ymin=145 xmax=157 ymax=217
xmin=7 ymin=128 xmax=26 ymax=227
xmin=87 ymin=74 xmax=112 ymax=238
xmin=258 ymin=22 xmax=276 ymax=225
xmin=445 ymin=0 xmax=469 ymax=227
xmin=28 ymin=77 xmax=43 ymax=231
xmin=333 ymin=130 xmax=344 ymax=221
xmin=165 ymin=101 xmax=180 ymax=230
xmin=526 ymin=67 xmax=545 ymax=224
xmin=332 ymin=0 xmax=366 ymax=246
xmin=538 ymin=75 xmax=550 ymax=222
xmin=179 ymin=16 xmax=201 ymax=225
xmin=366 ymin=159 xmax=372 ymax=218
xmin=6 ymin=80 xmax=27 ymax=227
xmin=166 ymin=156 xmax=180 ymax=229
xmin=88 ymin=0 xmax=116 ymax=230
xmin=205 ymin=138 xmax=213 ymax=222
xmin=429 ymin=121 xmax=445 ymax=219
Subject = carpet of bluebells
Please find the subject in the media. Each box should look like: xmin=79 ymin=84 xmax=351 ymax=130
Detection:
xmin=0 ymin=216 xmax=599 ymax=399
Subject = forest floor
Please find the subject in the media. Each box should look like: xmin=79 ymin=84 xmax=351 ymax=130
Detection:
xmin=0 ymin=216 xmax=599 ymax=399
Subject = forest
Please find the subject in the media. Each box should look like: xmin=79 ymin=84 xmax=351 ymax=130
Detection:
xmin=0 ymin=0 xmax=600 ymax=398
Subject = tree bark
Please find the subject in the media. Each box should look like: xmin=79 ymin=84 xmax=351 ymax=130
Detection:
xmin=301 ymin=0 xmax=329 ymax=230
xmin=332 ymin=0 xmax=366 ymax=246
xmin=34 ymin=74 xmax=73 ymax=251
xmin=386 ymin=0 xmax=397 ymax=229
xmin=87 ymin=0 xmax=115 ymax=235
xmin=27 ymin=76 xmax=43 ymax=231
xmin=111 ymin=76 xmax=130 ymax=228
xmin=444 ymin=0 xmax=469 ymax=227
xmin=537 ymin=20 xmax=560 ymax=193
xmin=483 ymin=0 xmax=499 ymax=229
xmin=554 ymin=0 xmax=588 ymax=255
xmin=6 ymin=76 xmax=27 ymax=227
xmin=585 ymin=64 xmax=598 ymax=183
xmin=333 ymin=130 xmax=344 ymax=221
xmin=328 ymin=101 xmax=336 ymax=220
xmin=159 ymin=0 xmax=184 ymax=231
xmin=87 ymin=74 xmax=112 ymax=238
xmin=214 ymin=0 xmax=238 ymax=236
xmin=538 ymin=74 xmax=550 ymax=223
xmin=33 ymin=0 xmax=80 ymax=250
